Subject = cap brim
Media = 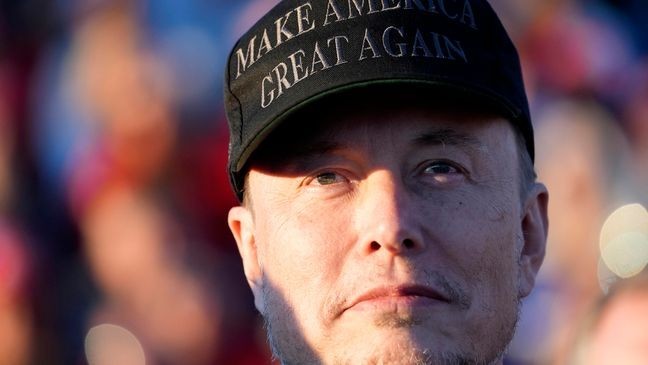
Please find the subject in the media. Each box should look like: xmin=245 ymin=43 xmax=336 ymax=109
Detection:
xmin=234 ymin=77 xmax=525 ymax=173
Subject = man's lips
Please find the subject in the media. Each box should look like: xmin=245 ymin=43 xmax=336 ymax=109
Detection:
xmin=342 ymin=284 xmax=451 ymax=313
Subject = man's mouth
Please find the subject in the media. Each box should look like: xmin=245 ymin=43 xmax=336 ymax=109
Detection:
xmin=342 ymin=284 xmax=451 ymax=314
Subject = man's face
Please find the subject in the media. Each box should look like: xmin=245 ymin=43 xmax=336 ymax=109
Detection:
xmin=229 ymin=102 xmax=548 ymax=365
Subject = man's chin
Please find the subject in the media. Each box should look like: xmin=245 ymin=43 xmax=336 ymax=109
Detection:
xmin=327 ymin=321 xmax=460 ymax=360
xmin=268 ymin=318 xmax=502 ymax=365
xmin=337 ymin=311 xmax=445 ymax=338
xmin=321 ymin=318 xmax=505 ymax=365
xmin=327 ymin=341 xmax=480 ymax=365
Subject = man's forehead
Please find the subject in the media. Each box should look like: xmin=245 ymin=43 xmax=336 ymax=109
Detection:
xmin=251 ymin=103 xmax=509 ymax=170
xmin=278 ymin=88 xmax=503 ymax=136
xmin=303 ymin=112 xmax=491 ymax=147
xmin=244 ymin=86 xmax=517 ymax=173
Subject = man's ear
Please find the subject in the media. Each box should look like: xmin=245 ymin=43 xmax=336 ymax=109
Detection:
xmin=518 ymin=182 xmax=549 ymax=298
xmin=228 ymin=205 xmax=265 ymax=313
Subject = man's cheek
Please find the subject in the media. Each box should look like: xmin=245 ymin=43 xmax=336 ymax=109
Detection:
xmin=295 ymin=203 xmax=352 ymax=247
xmin=263 ymin=208 xmax=347 ymax=276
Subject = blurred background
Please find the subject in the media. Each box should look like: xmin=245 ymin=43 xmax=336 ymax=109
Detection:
xmin=0 ymin=0 xmax=646 ymax=364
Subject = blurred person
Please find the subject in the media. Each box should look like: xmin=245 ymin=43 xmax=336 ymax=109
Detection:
xmin=63 ymin=6 xmax=218 ymax=362
xmin=489 ymin=0 xmax=640 ymax=117
xmin=81 ymin=185 xmax=220 ymax=365
xmin=27 ymin=1 xmax=270 ymax=363
xmin=31 ymin=0 xmax=176 ymax=203
xmin=508 ymin=100 xmax=636 ymax=364
xmin=537 ymin=100 xmax=634 ymax=296
xmin=569 ymin=269 xmax=648 ymax=365
xmin=224 ymin=1 xmax=549 ymax=364
xmin=0 ymin=42 xmax=35 ymax=365
xmin=0 ymin=223 xmax=33 ymax=365
xmin=68 ymin=0 xmax=176 ymax=189
xmin=0 ymin=70 xmax=14 ymax=213
xmin=623 ymin=65 xmax=648 ymax=201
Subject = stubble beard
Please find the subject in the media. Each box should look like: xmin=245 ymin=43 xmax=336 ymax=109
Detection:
xmin=260 ymin=279 xmax=520 ymax=365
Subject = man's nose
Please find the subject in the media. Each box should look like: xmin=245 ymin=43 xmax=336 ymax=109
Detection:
xmin=355 ymin=170 xmax=425 ymax=256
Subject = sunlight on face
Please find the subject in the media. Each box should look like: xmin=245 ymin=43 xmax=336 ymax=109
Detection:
xmin=230 ymin=100 xmax=546 ymax=365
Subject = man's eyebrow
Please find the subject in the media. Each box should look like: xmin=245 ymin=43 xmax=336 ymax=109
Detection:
xmin=412 ymin=128 xmax=482 ymax=150
xmin=281 ymin=140 xmax=345 ymax=169
xmin=296 ymin=140 xmax=344 ymax=156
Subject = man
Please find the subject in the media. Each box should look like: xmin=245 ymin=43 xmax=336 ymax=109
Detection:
xmin=224 ymin=1 xmax=549 ymax=364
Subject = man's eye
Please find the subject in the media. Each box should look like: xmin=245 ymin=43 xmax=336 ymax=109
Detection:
xmin=420 ymin=161 xmax=465 ymax=184
xmin=314 ymin=172 xmax=346 ymax=185
xmin=423 ymin=162 xmax=459 ymax=175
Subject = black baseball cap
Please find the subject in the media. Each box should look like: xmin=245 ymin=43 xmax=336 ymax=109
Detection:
xmin=225 ymin=0 xmax=533 ymax=201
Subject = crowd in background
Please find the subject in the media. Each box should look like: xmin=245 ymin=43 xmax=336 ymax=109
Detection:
xmin=0 ymin=0 xmax=646 ymax=364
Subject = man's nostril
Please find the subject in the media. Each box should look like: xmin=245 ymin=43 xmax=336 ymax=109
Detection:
xmin=403 ymin=239 xmax=415 ymax=249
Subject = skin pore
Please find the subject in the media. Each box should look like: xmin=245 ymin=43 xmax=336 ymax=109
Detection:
xmin=228 ymin=93 xmax=548 ymax=365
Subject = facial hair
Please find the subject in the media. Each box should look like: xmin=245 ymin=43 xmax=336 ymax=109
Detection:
xmin=260 ymin=275 xmax=520 ymax=365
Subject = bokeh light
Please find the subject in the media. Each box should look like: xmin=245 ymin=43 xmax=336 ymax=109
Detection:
xmin=597 ymin=256 xmax=619 ymax=294
xmin=599 ymin=204 xmax=648 ymax=279
xmin=85 ymin=324 xmax=146 ymax=365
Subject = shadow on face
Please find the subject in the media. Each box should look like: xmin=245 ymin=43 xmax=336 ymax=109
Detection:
xmin=247 ymin=85 xmax=512 ymax=177
xmin=260 ymin=277 xmax=321 ymax=364
xmin=259 ymin=272 xmax=507 ymax=365
xmin=229 ymin=85 xmax=548 ymax=365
